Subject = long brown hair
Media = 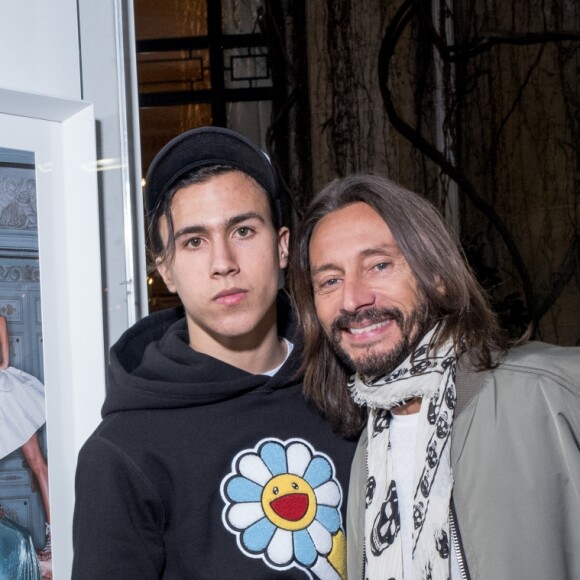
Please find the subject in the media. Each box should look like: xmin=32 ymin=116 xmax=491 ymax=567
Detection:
xmin=289 ymin=173 xmax=513 ymax=437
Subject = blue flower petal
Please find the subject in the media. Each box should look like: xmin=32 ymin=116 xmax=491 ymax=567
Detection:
xmin=315 ymin=505 xmax=341 ymax=534
xmin=303 ymin=456 xmax=332 ymax=489
xmin=293 ymin=529 xmax=317 ymax=566
xmin=260 ymin=441 xmax=287 ymax=476
xmin=226 ymin=476 xmax=263 ymax=503
xmin=242 ymin=517 xmax=277 ymax=554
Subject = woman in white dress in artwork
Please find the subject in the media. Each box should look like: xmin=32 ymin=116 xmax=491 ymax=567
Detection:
xmin=0 ymin=314 xmax=51 ymax=561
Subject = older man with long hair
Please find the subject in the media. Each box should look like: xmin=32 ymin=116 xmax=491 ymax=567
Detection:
xmin=290 ymin=173 xmax=580 ymax=580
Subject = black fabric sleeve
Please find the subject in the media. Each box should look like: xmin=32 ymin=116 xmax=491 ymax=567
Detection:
xmin=72 ymin=437 xmax=166 ymax=579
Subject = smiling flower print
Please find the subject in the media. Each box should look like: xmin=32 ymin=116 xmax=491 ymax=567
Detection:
xmin=221 ymin=438 xmax=346 ymax=579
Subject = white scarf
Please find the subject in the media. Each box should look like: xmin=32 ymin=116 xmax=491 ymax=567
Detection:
xmin=349 ymin=326 xmax=457 ymax=580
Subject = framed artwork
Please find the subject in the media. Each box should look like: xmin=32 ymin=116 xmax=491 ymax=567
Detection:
xmin=0 ymin=88 xmax=106 ymax=578
xmin=0 ymin=144 xmax=48 ymax=577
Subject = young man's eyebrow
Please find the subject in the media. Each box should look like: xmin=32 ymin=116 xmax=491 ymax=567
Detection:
xmin=174 ymin=212 xmax=266 ymax=240
xmin=225 ymin=211 xmax=266 ymax=229
xmin=174 ymin=224 xmax=208 ymax=239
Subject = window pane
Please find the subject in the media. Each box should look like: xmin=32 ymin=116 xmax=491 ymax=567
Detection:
xmin=227 ymin=101 xmax=272 ymax=150
xmin=139 ymin=104 xmax=213 ymax=175
xmin=135 ymin=0 xmax=207 ymax=40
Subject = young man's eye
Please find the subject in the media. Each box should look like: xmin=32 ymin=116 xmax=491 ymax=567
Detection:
xmin=236 ymin=226 xmax=253 ymax=237
xmin=187 ymin=237 xmax=202 ymax=248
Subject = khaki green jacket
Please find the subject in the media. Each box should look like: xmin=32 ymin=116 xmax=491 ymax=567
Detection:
xmin=347 ymin=341 xmax=580 ymax=580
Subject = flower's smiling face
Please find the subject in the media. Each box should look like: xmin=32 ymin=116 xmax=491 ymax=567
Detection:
xmin=262 ymin=474 xmax=317 ymax=531
xmin=221 ymin=438 xmax=347 ymax=578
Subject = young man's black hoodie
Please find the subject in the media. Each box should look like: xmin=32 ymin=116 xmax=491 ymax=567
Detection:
xmin=72 ymin=296 xmax=357 ymax=579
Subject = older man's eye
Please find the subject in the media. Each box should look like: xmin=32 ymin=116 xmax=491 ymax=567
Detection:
xmin=321 ymin=278 xmax=339 ymax=288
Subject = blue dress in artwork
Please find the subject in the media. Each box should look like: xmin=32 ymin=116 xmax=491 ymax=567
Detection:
xmin=0 ymin=514 xmax=41 ymax=579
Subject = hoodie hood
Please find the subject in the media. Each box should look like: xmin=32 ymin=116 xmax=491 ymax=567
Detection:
xmin=102 ymin=292 xmax=302 ymax=416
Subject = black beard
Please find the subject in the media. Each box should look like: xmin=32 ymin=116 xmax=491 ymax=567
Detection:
xmin=328 ymin=304 xmax=430 ymax=377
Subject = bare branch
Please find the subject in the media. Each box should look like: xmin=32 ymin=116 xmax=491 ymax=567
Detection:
xmin=378 ymin=0 xmax=537 ymax=318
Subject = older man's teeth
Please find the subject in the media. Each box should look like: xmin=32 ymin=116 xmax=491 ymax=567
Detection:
xmin=349 ymin=320 xmax=390 ymax=334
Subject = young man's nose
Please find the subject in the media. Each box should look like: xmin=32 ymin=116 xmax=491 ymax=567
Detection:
xmin=210 ymin=239 xmax=239 ymax=277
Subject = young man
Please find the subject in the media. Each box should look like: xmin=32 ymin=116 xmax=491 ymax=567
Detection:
xmin=291 ymin=173 xmax=580 ymax=580
xmin=72 ymin=127 xmax=356 ymax=579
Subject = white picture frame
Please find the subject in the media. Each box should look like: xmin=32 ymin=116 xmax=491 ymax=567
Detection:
xmin=0 ymin=87 xmax=106 ymax=578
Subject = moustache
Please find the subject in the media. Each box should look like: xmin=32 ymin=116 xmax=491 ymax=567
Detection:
xmin=330 ymin=307 xmax=405 ymax=335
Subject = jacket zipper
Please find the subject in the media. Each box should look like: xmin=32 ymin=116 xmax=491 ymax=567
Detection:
xmin=361 ymin=444 xmax=369 ymax=580
xmin=449 ymin=497 xmax=471 ymax=580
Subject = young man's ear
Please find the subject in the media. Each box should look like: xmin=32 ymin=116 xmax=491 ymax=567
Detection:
xmin=156 ymin=258 xmax=177 ymax=294
xmin=278 ymin=227 xmax=290 ymax=269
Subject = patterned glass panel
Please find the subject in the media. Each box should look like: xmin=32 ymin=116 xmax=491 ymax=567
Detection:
xmin=138 ymin=49 xmax=211 ymax=93
xmin=223 ymin=47 xmax=271 ymax=89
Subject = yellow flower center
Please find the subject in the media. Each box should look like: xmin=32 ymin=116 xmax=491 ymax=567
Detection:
xmin=261 ymin=473 xmax=317 ymax=531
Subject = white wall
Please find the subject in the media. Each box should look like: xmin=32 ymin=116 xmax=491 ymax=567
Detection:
xmin=0 ymin=0 xmax=82 ymax=99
